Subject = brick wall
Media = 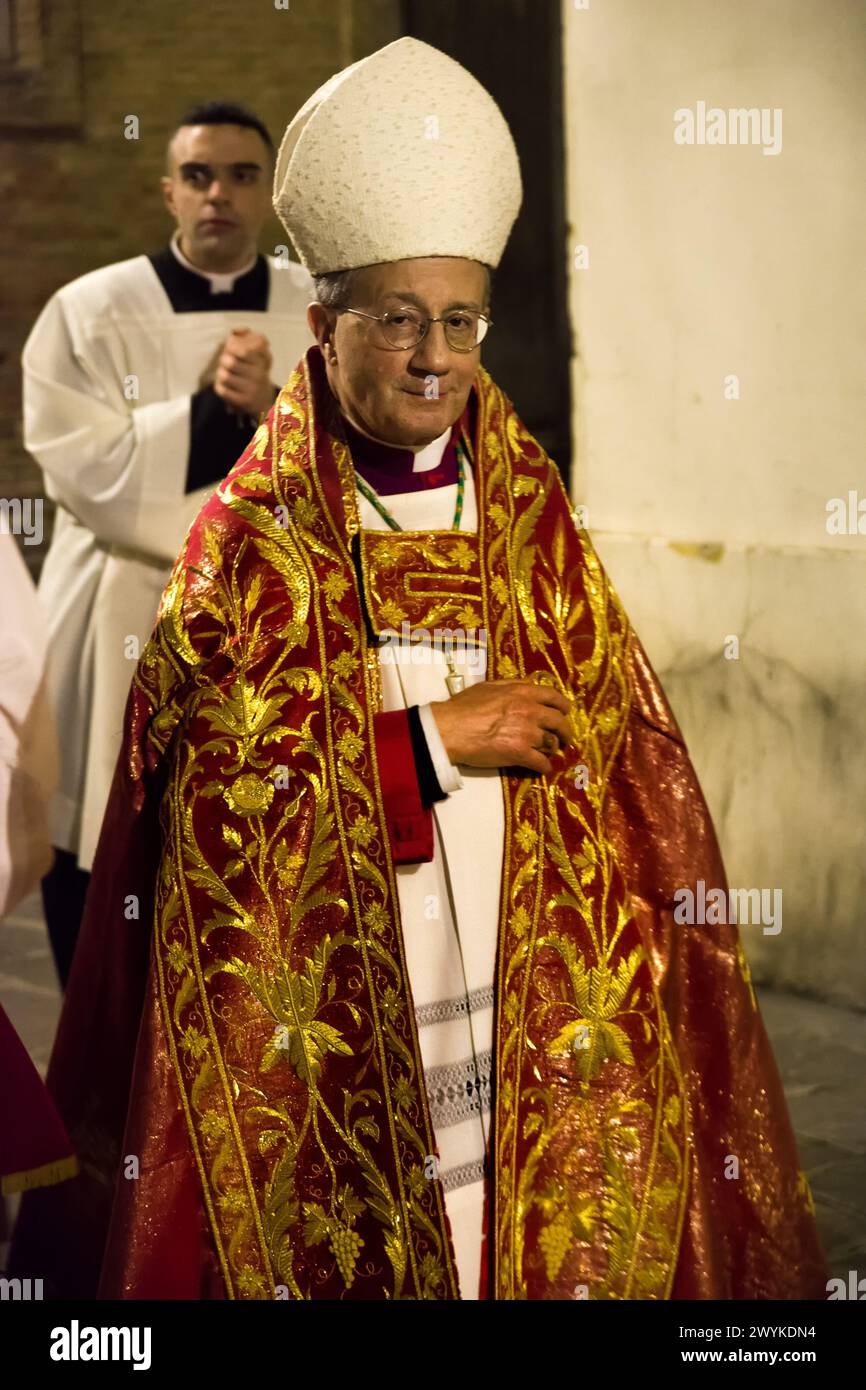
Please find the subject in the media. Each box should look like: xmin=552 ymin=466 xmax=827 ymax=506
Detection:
xmin=0 ymin=0 xmax=401 ymax=576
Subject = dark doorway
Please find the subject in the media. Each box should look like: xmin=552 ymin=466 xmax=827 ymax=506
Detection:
xmin=401 ymin=0 xmax=572 ymax=486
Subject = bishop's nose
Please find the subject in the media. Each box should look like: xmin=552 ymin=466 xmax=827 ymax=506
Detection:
xmin=409 ymin=320 xmax=455 ymax=374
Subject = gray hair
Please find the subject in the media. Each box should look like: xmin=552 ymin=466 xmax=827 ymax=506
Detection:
xmin=313 ymin=264 xmax=494 ymax=312
xmin=313 ymin=270 xmax=357 ymax=310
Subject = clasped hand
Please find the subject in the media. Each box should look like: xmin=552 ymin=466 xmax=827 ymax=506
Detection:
xmin=212 ymin=328 xmax=276 ymax=419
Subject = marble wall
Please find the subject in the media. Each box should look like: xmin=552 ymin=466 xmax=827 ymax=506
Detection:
xmin=561 ymin=0 xmax=866 ymax=1007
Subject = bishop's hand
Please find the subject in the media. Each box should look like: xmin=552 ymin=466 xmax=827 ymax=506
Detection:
xmin=430 ymin=679 xmax=573 ymax=776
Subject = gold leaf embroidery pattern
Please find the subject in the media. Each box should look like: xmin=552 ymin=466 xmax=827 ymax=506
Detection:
xmin=144 ymin=361 xmax=458 ymax=1300
xmin=476 ymin=367 xmax=691 ymax=1301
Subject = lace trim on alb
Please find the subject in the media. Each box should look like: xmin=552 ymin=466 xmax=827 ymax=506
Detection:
xmin=424 ymin=1048 xmax=493 ymax=1130
xmin=414 ymin=984 xmax=495 ymax=1029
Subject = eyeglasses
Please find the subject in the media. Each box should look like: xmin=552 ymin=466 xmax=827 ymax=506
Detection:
xmin=340 ymin=305 xmax=492 ymax=353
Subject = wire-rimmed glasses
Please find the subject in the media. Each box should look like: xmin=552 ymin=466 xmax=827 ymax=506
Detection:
xmin=341 ymin=305 xmax=492 ymax=352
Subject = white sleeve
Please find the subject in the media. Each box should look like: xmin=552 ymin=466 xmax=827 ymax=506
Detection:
xmin=0 ymin=536 xmax=58 ymax=918
xmin=22 ymin=293 xmax=207 ymax=564
xmin=417 ymin=702 xmax=463 ymax=793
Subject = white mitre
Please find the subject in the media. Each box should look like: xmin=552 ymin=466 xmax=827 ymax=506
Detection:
xmin=273 ymin=36 xmax=522 ymax=273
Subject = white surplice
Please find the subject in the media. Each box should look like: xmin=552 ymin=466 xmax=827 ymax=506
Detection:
xmin=355 ymin=433 xmax=504 ymax=1300
xmin=0 ymin=535 xmax=58 ymax=918
xmin=23 ymin=254 xmax=313 ymax=869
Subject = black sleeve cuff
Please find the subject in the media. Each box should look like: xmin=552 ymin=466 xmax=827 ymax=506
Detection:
xmin=407 ymin=704 xmax=448 ymax=808
xmin=186 ymin=385 xmax=258 ymax=494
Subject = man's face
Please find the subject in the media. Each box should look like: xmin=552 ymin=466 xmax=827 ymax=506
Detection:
xmin=161 ymin=124 xmax=272 ymax=270
xmin=310 ymin=258 xmax=489 ymax=450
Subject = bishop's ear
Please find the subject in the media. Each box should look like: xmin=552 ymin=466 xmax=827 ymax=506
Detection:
xmin=307 ymin=303 xmax=338 ymax=363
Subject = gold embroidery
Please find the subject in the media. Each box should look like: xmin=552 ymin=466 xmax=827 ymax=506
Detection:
xmin=137 ymin=353 xmax=689 ymax=1301
xmin=359 ymin=529 xmax=485 ymax=638
xmin=145 ymin=361 xmax=457 ymax=1299
xmin=473 ymin=366 xmax=690 ymax=1300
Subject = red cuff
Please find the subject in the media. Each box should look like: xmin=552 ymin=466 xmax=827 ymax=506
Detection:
xmin=373 ymin=710 xmax=434 ymax=864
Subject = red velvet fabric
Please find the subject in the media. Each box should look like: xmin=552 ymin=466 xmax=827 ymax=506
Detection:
xmin=372 ymin=710 xmax=434 ymax=864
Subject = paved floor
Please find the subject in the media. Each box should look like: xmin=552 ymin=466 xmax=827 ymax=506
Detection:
xmin=1 ymin=891 xmax=864 ymax=1287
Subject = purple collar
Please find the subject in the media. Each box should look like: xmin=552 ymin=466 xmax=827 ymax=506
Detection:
xmin=344 ymin=416 xmax=462 ymax=496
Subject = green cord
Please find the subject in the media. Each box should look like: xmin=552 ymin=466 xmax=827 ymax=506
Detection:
xmin=354 ymin=444 xmax=466 ymax=533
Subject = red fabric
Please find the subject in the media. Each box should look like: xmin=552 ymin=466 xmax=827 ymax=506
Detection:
xmin=8 ymin=348 xmax=827 ymax=1300
xmin=0 ymin=1002 xmax=75 ymax=1192
xmin=478 ymin=1169 xmax=491 ymax=1300
xmin=373 ymin=710 xmax=433 ymax=864
xmin=98 ymin=969 xmax=226 ymax=1299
